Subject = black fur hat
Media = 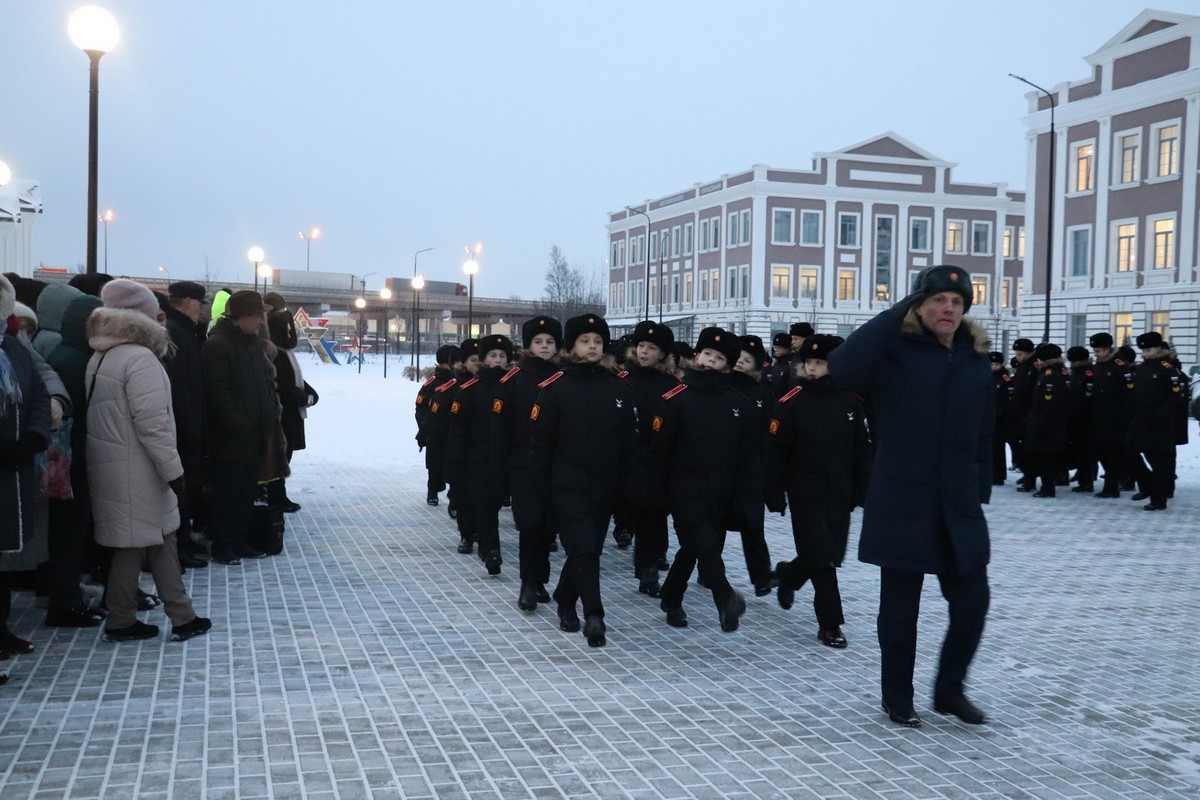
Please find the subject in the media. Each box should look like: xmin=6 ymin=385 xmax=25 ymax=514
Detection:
xmin=521 ymin=315 xmax=562 ymax=349
xmin=632 ymin=320 xmax=674 ymax=353
xmin=563 ymin=313 xmax=610 ymax=350
xmin=789 ymin=322 xmax=814 ymax=338
xmin=672 ymin=341 xmax=694 ymax=363
xmin=1012 ymin=338 xmax=1035 ymax=353
xmin=477 ymin=333 xmax=514 ymax=361
xmin=988 ymin=351 xmax=1005 ymax=364
xmin=1089 ymin=332 xmax=1114 ymax=348
xmin=738 ymin=334 xmax=770 ymax=368
xmin=1034 ymin=343 xmax=1062 ymax=361
xmin=771 ymin=332 xmax=791 ymax=349
xmin=457 ymin=338 xmax=479 ymax=360
xmin=1066 ymin=346 xmax=1090 ymax=362
xmin=912 ymin=265 xmax=973 ymax=312
xmin=1136 ymin=331 xmax=1164 ymax=349
xmin=695 ymin=327 xmax=741 ymax=364
xmin=799 ymin=334 xmax=843 ymax=362
xmin=435 ymin=344 xmax=458 ymax=365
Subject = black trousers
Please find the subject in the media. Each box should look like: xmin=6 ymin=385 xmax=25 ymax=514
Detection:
xmin=518 ymin=526 xmax=553 ymax=584
xmin=44 ymin=497 xmax=87 ymax=612
xmin=209 ymin=460 xmax=259 ymax=556
xmin=991 ymin=429 xmax=1007 ymax=484
xmin=1096 ymin=443 xmax=1129 ymax=493
xmin=552 ymin=492 xmax=610 ymax=618
xmin=660 ymin=513 xmax=733 ymax=612
xmin=878 ymin=565 xmax=989 ymax=711
xmin=1130 ymin=447 xmax=1174 ymax=506
xmin=777 ymin=562 xmax=844 ymax=628
xmin=632 ymin=507 xmax=669 ymax=580
xmin=739 ymin=528 xmax=772 ymax=588
xmin=427 ymin=462 xmax=446 ymax=497
xmin=469 ymin=497 xmax=502 ymax=560
xmin=1026 ymin=450 xmax=1062 ymax=494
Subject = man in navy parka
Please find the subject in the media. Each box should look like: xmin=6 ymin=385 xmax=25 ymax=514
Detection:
xmin=828 ymin=264 xmax=993 ymax=729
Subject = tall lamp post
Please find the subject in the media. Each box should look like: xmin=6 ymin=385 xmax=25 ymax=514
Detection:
xmin=101 ymin=209 xmax=114 ymax=273
xmin=157 ymin=265 xmax=170 ymax=286
xmin=248 ymin=246 xmax=264 ymax=291
xmin=411 ymin=274 xmax=425 ymax=377
xmin=258 ymin=264 xmax=273 ymax=296
xmin=1011 ymin=73 xmax=1056 ymax=343
xmin=625 ymin=205 xmax=651 ymax=321
xmin=379 ymin=287 xmax=392 ymax=378
xmin=411 ymin=247 xmax=433 ymax=370
xmin=69 ymin=6 xmax=119 ymax=276
xmin=463 ymin=243 xmax=482 ymax=337
xmin=354 ymin=297 xmax=366 ymax=375
xmin=298 ymin=227 xmax=320 ymax=271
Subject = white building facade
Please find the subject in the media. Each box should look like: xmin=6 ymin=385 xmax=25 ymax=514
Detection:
xmin=1018 ymin=9 xmax=1200 ymax=364
xmin=606 ymin=133 xmax=1025 ymax=347
xmin=0 ymin=170 xmax=41 ymax=278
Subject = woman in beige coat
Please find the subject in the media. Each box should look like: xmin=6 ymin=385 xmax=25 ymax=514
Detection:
xmin=86 ymin=279 xmax=210 ymax=643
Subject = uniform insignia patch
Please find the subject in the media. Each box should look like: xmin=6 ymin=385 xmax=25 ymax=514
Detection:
xmin=617 ymin=370 xmax=629 ymax=379
xmin=500 ymin=366 xmax=521 ymax=384
xmin=846 ymin=412 xmax=854 ymax=421
xmin=430 ymin=402 xmax=439 ymax=413
xmin=492 ymin=399 xmax=504 ymax=413
xmin=615 ymin=398 xmax=624 ymax=409
xmin=530 ymin=404 xmax=540 ymax=421
xmin=652 ymin=415 xmax=662 ymax=432
xmin=662 ymin=384 xmax=688 ymax=400
xmin=768 ymin=419 xmax=780 ymax=435
xmin=538 ymin=371 xmax=564 ymax=389
xmin=416 ymin=395 xmax=425 ymax=405
xmin=450 ymin=401 xmax=461 ymax=414
xmin=778 ymin=386 xmax=802 ymax=404
xmin=732 ymin=408 xmax=740 ymax=417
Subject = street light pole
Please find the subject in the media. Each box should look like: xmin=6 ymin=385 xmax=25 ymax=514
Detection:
xmin=1011 ymin=73 xmax=1056 ymax=343
xmin=69 ymin=7 xmax=119 ymax=276
xmin=101 ymin=209 xmax=113 ymax=273
xmin=412 ymin=247 xmax=433 ymax=372
xmin=625 ymin=205 xmax=651 ymax=321
xmin=258 ymin=264 xmax=273 ymax=296
xmin=298 ymin=227 xmax=320 ymax=271
xmin=463 ymin=243 xmax=482 ymax=338
xmin=248 ymin=246 xmax=264 ymax=293
xmin=157 ymin=265 xmax=170 ymax=286
xmin=411 ymin=275 xmax=426 ymax=379
xmin=380 ymin=287 xmax=392 ymax=378
xmin=354 ymin=297 xmax=366 ymax=375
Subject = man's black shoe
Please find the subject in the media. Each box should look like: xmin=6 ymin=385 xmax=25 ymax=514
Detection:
xmin=818 ymin=627 xmax=848 ymax=648
xmin=1070 ymin=484 xmax=1094 ymax=493
xmin=282 ymin=500 xmax=301 ymax=513
xmin=1015 ymin=484 xmax=1034 ymax=493
xmin=235 ymin=546 xmax=267 ymax=560
xmin=535 ymin=586 xmax=550 ymax=603
xmin=1130 ymin=491 xmax=1150 ymax=501
xmin=517 ymin=583 xmax=538 ymax=612
xmin=104 ymin=621 xmax=159 ymax=643
xmin=933 ymin=694 xmax=987 ymax=724
xmin=447 ymin=505 xmax=457 ymax=520
xmin=613 ymin=528 xmax=633 ymax=549
xmin=170 ymin=616 xmax=212 ymax=642
xmin=1143 ymin=503 xmax=1167 ymax=511
xmin=179 ymin=552 xmax=208 ymax=569
xmin=485 ymin=550 xmax=502 ymax=576
xmin=44 ymin=605 xmax=103 ymax=628
xmin=656 ymin=556 xmax=670 ymax=571
xmin=583 ymin=614 xmax=606 ymax=647
xmin=456 ymin=538 xmax=473 ymax=555
xmin=719 ymin=592 xmax=746 ymax=633
xmin=660 ymin=600 xmax=688 ymax=628
xmin=1094 ymin=490 xmax=1120 ymax=498
xmin=558 ymin=605 xmax=581 ymax=633
xmin=882 ymin=701 xmax=922 ymax=728
xmin=1032 ymin=490 xmax=1056 ymax=498
xmin=638 ymin=578 xmax=662 ymax=598
xmin=211 ymin=549 xmax=242 ymax=566
xmin=426 ymin=493 xmax=439 ymax=506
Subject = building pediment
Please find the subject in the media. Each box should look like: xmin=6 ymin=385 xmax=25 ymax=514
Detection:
xmin=1093 ymin=9 xmax=1197 ymax=56
xmin=834 ymin=131 xmax=944 ymax=163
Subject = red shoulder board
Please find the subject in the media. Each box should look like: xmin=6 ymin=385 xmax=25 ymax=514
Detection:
xmin=1161 ymin=360 xmax=1174 ymax=368
xmin=1001 ymin=374 xmax=1012 ymax=383
xmin=499 ymin=366 xmax=521 ymax=384
xmin=1114 ymin=358 xmax=1125 ymax=366
xmin=616 ymin=370 xmax=629 ymax=379
xmin=421 ymin=375 xmax=437 ymax=388
xmin=662 ymin=383 xmax=688 ymax=401
xmin=1085 ymin=370 xmax=1093 ymax=377
xmin=434 ymin=378 xmax=458 ymax=393
xmin=538 ymin=371 xmax=564 ymax=389
xmin=777 ymin=386 xmax=803 ymax=404
xmin=459 ymin=377 xmax=478 ymax=390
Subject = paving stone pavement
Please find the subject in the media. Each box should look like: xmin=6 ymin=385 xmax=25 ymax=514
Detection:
xmin=1 ymin=460 xmax=1198 ymax=799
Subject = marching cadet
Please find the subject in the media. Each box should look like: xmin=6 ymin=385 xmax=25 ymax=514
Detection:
xmin=989 ymin=352 xmax=1013 ymax=486
xmin=762 ymin=332 xmax=793 ymax=395
xmin=652 ymin=327 xmax=758 ymax=633
xmin=504 ymin=316 xmax=562 ymax=612
xmin=668 ymin=341 xmax=694 ymax=380
xmin=425 ymin=340 xmax=475 ymax=525
xmin=1127 ymin=331 xmax=1185 ymax=511
xmin=446 ymin=334 xmax=514 ymax=576
xmin=766 ymin=334 xmax=871 ymax=649
xmin=1021 ymin=343 xmax=1070 ymax=498
xmin=1165 ymin=341 xmax=1190 ymax=501
xmin=415 ymin=344 xmax=458 ymax=505
xmin=608 ymin=334 xmax=638 ymax=551
xmin=728 ymin=334 xmax=775 ymax=597
xmin=618 ymin=320 xmax=678 ymax=599
xmin=783 ymin=322 xmax=815 ymax=389
xmin=1065 ymin=346 xmax=1097 ymax=493
xmin=530 ymin=314 xmax=639 ymax=648
xmin=1088 ymin=333 xmax=1136 ymax=498
xmin=1008 ymin=338 xmax=1037 ymax=487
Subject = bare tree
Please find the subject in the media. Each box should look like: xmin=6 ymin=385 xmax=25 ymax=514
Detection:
xmin=536 ymin=245 xmax=605 ymax=321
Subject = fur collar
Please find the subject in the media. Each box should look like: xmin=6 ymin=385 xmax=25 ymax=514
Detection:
xmin=900 ymin=309 xmax=989 ymax=355
xmin=0 ymin=274 xmax=14 ymax=320
xmin=554 ymin=351 xmax=619 ymax=372
xmin=1038 ymin=357 xmax=1065 ymax=369
xmin=87 ymin=307 xmax=170 ymax=357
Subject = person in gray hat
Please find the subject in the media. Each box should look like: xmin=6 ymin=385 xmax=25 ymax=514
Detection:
xmin=201 ymin=291 xmax=282 ymax=564
xmin=165 ymin=281 xmax=210 ymax=568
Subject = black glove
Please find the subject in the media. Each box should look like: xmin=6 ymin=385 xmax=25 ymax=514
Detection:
xmin=168 ymin=475 xmax=186 ymax=503
xmin=415 ymin=430 xmax=427 ymax=452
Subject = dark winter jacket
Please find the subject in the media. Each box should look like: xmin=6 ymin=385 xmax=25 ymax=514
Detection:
xmin=502 ymin=356 xmax=558 ymax=530
xmin=1007 ymin=358 xmax=1038 ymax=440
xmin=1024 ymin=360 xmax=1070 ymax=453
xmin=992 ymin=367 xmax=1013 ymax=436
xmin=648 ymin=368 xmax=762 ymax=529
xmin=1089 ymin=356 xmax=1136 ymax=448
xmin=46 ymin=295 xmax=102 ymax=426
xmin=1128 ymin=357 xmax=1186 ymax=452
xmin=529 ymin=358 xmax=639 ymax=524
xmin=828 ymin=308 xmax=992 ymax=576
xmin=727 ymin=369 xmax=775 ymax=531
xmin=415 ymin=365 xmax=453 ymax=448
xmin=617 ymin=363 xmax=679 ymax=449
xmin=423 ymin=372 xmax=461 ymax=472
xmin=1 ymin=331 xmax=52 ymax=553
xmin=201 ymin=317 xmax=281 ymax=465
xmin=1067 ymin=363 xmax=1094 ymax=458
xmin=273 ymin=347 xmax=316 ymax=453
xmin=165 ymin=304 xmax=207 ymax=471
xmin=446 ymin=366 xmax=512 ymax=504
xmin=762 ymin=355 xmax=792 ymax=396
xmin=765 ymin=375 xmax=871 ymax=567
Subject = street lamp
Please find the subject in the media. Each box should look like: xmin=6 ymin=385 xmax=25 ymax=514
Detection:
xmin=298 ymin=227 xmax=320 ymax=271
xmin=157 ymin=265 xmax=170 ymax=285
xmin=69 ymin=6 xmax=119 ymax=276
xmin=248 ymin=245 xmax=264 ymax=291
xmin=258 ymin=263 xmax=273 ymax=295
xmin=379 ymin=287 xmax=392 ymax=378
xmin=1011 ymin=73 xmax=1056 ymax=344
xmin=101 ymin=209 xmax=114 ymax=273
xmin=625 ymin=205 xmax=651 ymax=321
xmin=463 ymin=243 xmax=481 ymax=337
xmin=354 ymin=297 xmax=367 ymax=375
xmin=411 ymin=274 xmax=426 ymax=378
xmin=0 ymin=160 xmax=10 ymax=187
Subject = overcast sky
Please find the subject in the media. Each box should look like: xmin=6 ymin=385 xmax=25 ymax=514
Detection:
xmin=1 ymin=1 xmax=1189 ymax=299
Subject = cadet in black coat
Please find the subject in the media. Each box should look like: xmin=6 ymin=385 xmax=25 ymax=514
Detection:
xmin=530 ymin=315 xmax=639 ymax=648
xmin=1088 ymin=333 xmax=1136 ymax=497
xmin=429 ymin=339 xmax=477 ymax=536
xmin=415 ymin=345 xmax=458 ymax=504
xmin=1007 ymin=338 xmax=1037 ymax=484
xmin=989 ymin=352 xmax=1013 ymax=486
xmin=828 ymin=265 xmax=993 ymax=728
xmin=1065 ymin=346 xmax=1096 ymax=492
xmin=1127 ymin=331 xmax=1185 ymax=511
xmin=505 ymin=316 xmax=562 ymax=612
xmin=1021 ymin=344 xmax=1071 ymax=498
xmin=447 ymin=335 xmax=514 ymax=575
xmin=618 ymin=320 xmax=679 ymax=598
xmin=651 ymin=327 xmax=758 ymax=633
xmin=766 ymin=335 xmax=871 ymax=649
xmin=727 ymin=334 xmax=775 ymax=595
xmin=762 ymin=332 xmax=793 ymax=396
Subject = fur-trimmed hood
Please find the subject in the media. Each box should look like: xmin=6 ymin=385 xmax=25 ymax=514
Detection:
xmin=900 ymin=308 xmax=989 ymax=355
xmin=87 ymin=307 xmax=170 ymax=357
xmin=0 ymin=273 xmax=14 ymax=320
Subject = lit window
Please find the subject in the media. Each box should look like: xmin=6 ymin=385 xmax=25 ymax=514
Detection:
xmin=1156 ymin=124 xmax=1179 ymax=177
xmin=1118 ymin=132 xmax=1140 ymax=184
xmin=800 ymin=211 xmax=822 ymax=246
xmin=1112 ymin=312 xmax=1133 ymax=347
xmin=1149 ymin=311 xmax=1170 ymax=344
xmin=710 ymin=270 xmax=720 ymax=301
xmin=1114 ymin=222 xmax=1137 ymax=272
xmin=1153 ymin=217 xmax=1175 ymax=268
xmin=1073 ymin=142 xmax=1094 ymax=192
xmin=1003 ymin=226 xmax=1013 ymax=258
xmin=971 ymin=221 xmax=992 ymax=255
xmin=800 ymin=267 xmax=818 ymax=299
xmin=685 ymin=272 xmax=693 ymax=303
xmin=946 ymin=220 xmax=966 ymax=253
xmin=699 ymin=270 xmax=708 ymax=301
xmin=770 ymin=266 xmax=791 ymax=298
xmin=1001 ymin=278 xmax=1012 ymax=309
xmin=837 ymin=269 xmax=856 ymax=300
xmin=910 ymin=218 xmax=930 ymax=252
xmin=1018 ymin=228 xmax=1026 ymax=258
xmin=971 ymin=276 xmax=987 ymax=306
xmin=838 ymin=213 xmax=860 ymax=248
xmin=772 ymin=209 xmax=794 ymax=244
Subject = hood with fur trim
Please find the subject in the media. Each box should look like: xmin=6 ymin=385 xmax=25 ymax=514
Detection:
xmin=0 ymin=273 xmax=14 ymax=321
xmin=86 ymin=307 xmax=170 ymax=358
xmin=36 ymin=283 xmax=84 ymax=333
xmin=901 ymin=308 xmax=989 ymax=355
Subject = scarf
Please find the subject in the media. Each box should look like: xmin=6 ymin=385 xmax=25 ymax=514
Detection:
xmin=0 ymin=344 xmax=22 ymax=421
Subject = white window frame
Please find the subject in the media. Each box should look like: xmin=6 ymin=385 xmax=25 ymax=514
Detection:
xmin=837 ymin=212 xmax=861 ymax=249
xmin=740 ymin=210 xmax=751 ymax=246
xmin=945 ymin=219 xmax=967 ymax=254
xmin=611 ymin=242 xmax=619 ymax=268
xmin=1066 ymin=224 xmax=1092 ymax=278
xmin=1069 ymin=138 xmax=1096 ymax=195
xmin=711 ymin=216 xmax=721 ymax=250
xmin=699 ymin=270 xmax=709 ymax=302
xmin=700 ymin=219 xmax=710 ymax=253
xmin=770 ymin=264 xmax=791 ymax=299
xmin=1112 ymin=128 xmax=1141 ymax=187
xmin=739 ymin=264 xmax=749 ymax=299
xmin=970 ymin=275 xmax=988 ymax=308
xmin=910 ymin=217 xmax=931 ymax=252
xmin=1018 ymin=227 xmax=1026 ymax=258
xmin=649 ymin=230 xmax=658 ymax=262
xmin=971 ymin=220 xmax=993 ymax=255
xmin=684 ymin=222 xmax=694 ymax=255
xmin=728 ymin=212 xmax=739 ymax=247
xmin=837 ymin=268 xmax=857 ymax=300
xmin=799 ymin=266 xmax=819 ymax=300
xmin=618 ymin=240 xmax=625 ymax=267
xmin=684 ymin=272 xmax=693 ymax=303
xmin=1150 ymin=119 xmax=1181 ymax=180
xmin=672 ymin=225 xmax=681 ymax=257
xmin=1001 ymin=277 xmax=1013 ymax=309
xmin=1002 ymin=225 xmax=1014 ymax=258
xmin=1110 ymin=218 xmax=1138 ymax=273
xmin=771 ymin=208 xmax=795 ymax=245
xmin=727 ymin=265 xmax=739 ymax=299
xmin=1147 ymin=212 xmax=1176 ymax=270
xmin=799 ymin=210 xmax=822 ymax=246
